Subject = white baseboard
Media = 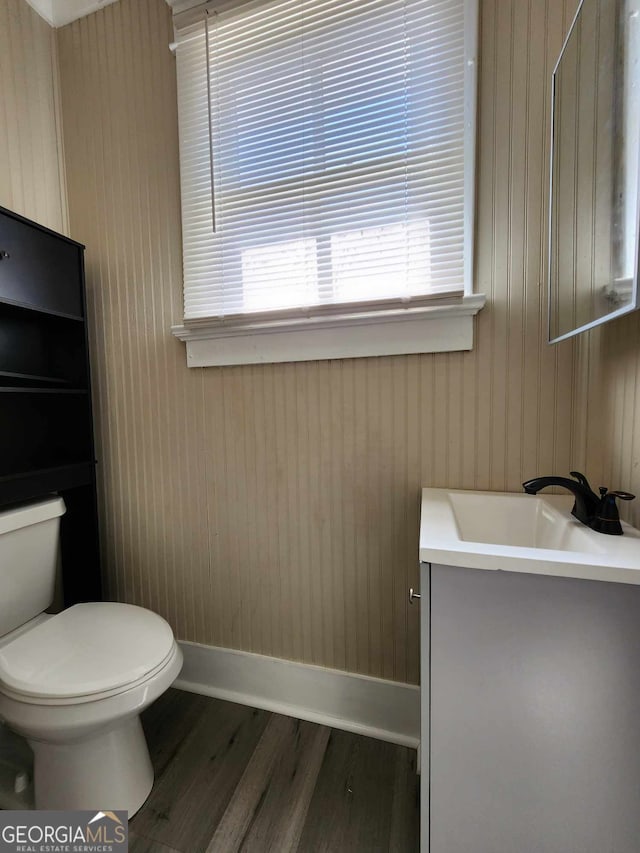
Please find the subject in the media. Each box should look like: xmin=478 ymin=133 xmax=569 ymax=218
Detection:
xmin=174 ymin=641 xmax=420 ymax=749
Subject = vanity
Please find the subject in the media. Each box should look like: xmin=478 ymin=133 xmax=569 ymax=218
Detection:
xmin=418 ymin=488 xmax=640 ymax=853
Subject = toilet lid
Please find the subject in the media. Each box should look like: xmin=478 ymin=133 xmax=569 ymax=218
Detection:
xmin=0 ymin=603 xmax=176 ymax=700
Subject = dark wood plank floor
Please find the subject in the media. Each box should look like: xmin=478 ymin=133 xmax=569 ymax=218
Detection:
xmin=130 ymin=688 xmax=419 ymax=853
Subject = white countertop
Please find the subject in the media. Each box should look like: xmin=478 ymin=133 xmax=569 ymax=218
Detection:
xmin=419 ymin=488 xmax=640 ymax=585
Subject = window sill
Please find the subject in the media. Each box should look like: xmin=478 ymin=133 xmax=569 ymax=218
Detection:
xmin=171 ymin=294 xmax=486 ymax=367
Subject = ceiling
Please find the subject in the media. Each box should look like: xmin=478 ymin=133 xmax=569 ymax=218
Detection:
xmin=25 ymin=0 xmax=119 ymax=26
xmin=25 ymin=0 xmax=203 ymax=27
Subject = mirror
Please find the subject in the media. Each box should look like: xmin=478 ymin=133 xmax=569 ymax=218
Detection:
xmin=549 ymin=0 xmax=640 ymax=343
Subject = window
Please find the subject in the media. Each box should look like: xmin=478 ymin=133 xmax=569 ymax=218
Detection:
xmin=171 ymin=0 xmax=483 ymax=366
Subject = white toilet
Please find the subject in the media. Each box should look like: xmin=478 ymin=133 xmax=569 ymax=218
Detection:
xmin=0 ymin=495 xmax=183 ymax=815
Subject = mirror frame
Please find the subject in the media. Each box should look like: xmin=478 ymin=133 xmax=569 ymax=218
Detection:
xmin=548 ymin=0 xmax=640 ymax=344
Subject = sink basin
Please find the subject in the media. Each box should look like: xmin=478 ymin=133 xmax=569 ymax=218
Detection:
xmin=447 ymin=491 xmax=607 ymax=552
xmin=420 ymin=488 xmax=640 ymax=584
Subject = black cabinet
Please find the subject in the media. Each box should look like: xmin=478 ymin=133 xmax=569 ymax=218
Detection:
xmin=0 ymin=206 xmax=101 ymax=604
xmin=0 ymin=213 xmax=83 ymax=317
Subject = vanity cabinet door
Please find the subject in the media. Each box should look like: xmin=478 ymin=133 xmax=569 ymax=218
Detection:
xmin=429 ymin=564 xmax=640 ymax=853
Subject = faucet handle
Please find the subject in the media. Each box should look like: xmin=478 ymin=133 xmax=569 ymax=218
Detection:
xmin=591 ymin=488 xmax=635 ymax=535
xmin=607 ymin=490 xmax=635 ymax=502
xmin=570 ymin=471 xmax=594 ymax=492
xmin=598 ymin=486 xmax=635 ymax=501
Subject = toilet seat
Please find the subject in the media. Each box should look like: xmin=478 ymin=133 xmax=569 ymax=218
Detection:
xmin=0 ymin=644 xmax=180 ymax=706
xmin=0 ymin=602 xmax=175 ymax=703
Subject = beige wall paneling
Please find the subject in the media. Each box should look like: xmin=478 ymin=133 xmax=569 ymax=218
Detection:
xmin=587 ymin=314 xmax=640 ymax=528
xmin=0 ymin=0 xmax=68 ymax=231
xmin=57 ymin=0 xmax=211 ymax=644
xmin=57 ymin=0 xmax=589 ymax=685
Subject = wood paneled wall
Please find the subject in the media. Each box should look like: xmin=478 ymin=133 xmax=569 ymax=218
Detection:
xmin=56 ymin=0 xmax=585 ymax=685
xmin=0 ymin=0 xmax=67 ymax=232
xmin=580 ymin=317 xmax=640 ymax=529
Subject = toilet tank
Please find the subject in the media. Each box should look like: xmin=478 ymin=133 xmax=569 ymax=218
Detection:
xmin=0 ymin=497 xmax=65 ymax=637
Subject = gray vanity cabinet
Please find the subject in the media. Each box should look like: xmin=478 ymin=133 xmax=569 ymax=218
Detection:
xmin=420 ymin=562 xmax=640 ymax=853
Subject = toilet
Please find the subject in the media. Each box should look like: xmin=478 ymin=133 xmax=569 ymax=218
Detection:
xmin=0 ymin=495 xmax=183 ymax=815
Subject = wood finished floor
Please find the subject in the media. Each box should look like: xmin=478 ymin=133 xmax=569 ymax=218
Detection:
xmin=130 ymin=688 xmax=419 ymax=853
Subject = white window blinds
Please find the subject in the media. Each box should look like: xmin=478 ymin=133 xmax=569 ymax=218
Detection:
xmin=175 ymin=0 xmax=468 ymax=323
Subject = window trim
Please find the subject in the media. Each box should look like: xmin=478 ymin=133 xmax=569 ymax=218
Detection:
xmin=170 ymin=0 xmax=484 ymax=367
xmin=172 ymin=293 xmax=485 ymax=365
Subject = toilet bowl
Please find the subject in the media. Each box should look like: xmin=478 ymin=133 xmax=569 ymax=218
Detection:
xmin=0 ymin=603 xmax=183 ymax=814
xmin=0 ymin=497 xmax=183 ymax=815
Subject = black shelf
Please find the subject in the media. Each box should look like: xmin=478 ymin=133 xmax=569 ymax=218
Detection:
xmin=0 ymin=390 xmax=93 ymax=476
xmin=0 ymin=204 xmax=100 ymax=604
xmin=0 ymin=296 xmax=84 ymax=322
xmin=0 ymin=461 xmax=95 ymax=485
xmin=0 ymin=462 xmax=95 ymax=503
xmin=0 ymin=370 xmax=71 ymax=386
xmin=0 ymin=300 xmax=88 ymax=388
xmin=0 ymin=387 xmax=89 ymax=394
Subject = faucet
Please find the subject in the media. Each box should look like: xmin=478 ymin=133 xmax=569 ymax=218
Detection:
xmin=522 ymin=470 xmax=635 ymax=535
